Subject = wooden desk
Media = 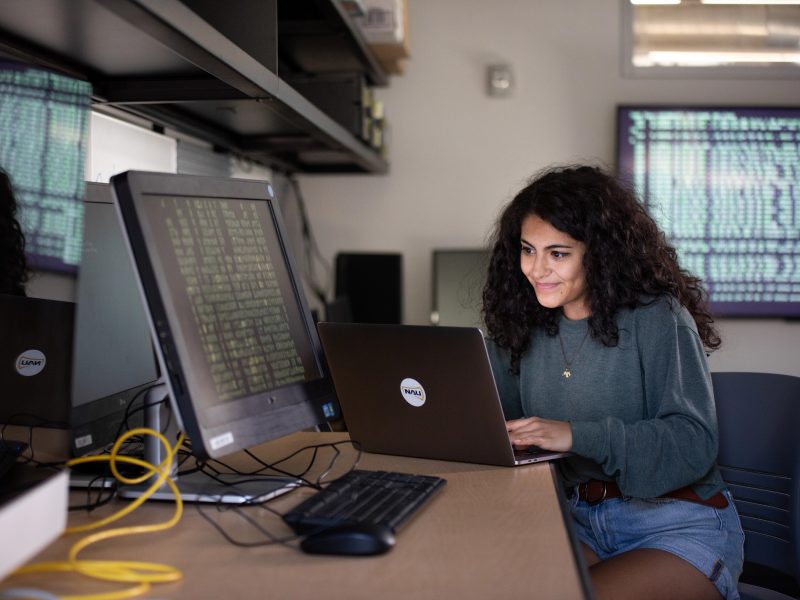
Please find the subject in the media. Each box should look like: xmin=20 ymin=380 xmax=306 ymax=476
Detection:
xmin=2 ymin=432 xmax=591 ymax=599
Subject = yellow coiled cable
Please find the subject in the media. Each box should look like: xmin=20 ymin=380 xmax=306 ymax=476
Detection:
xmin=10 ymin=427 xmax=186 ymax=600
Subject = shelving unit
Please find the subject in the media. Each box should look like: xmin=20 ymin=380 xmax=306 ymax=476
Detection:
xmin=0 ymin=0 xmax=388 ymax=173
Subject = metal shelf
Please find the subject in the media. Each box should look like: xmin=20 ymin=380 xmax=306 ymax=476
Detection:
xmin=0 ymin=0 xmax=388 ymax=173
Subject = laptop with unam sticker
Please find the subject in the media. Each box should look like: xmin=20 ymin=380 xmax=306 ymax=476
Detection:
xmin=317 ymin=322 xmax=570 ymax=467
xmin=0 ymin=294 xmax=74 ymax=428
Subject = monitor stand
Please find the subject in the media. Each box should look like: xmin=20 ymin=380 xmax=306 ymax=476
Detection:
xmin=118 ymin=384 xmax=299 ymax=504
xmin=69 ymin=463 xmax=144 ymax=490
xmin=68 ymin=385 xmax=158 ymax=490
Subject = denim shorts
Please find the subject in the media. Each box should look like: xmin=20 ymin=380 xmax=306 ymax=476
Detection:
xmin=568 ymin=488 xmax=745 ymax=600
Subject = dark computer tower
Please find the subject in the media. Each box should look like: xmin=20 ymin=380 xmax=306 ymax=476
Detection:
xmin=334 ymin=253 xmax=402 ymax=324
xmin=285 ymin=73 xmax=370 ymax=142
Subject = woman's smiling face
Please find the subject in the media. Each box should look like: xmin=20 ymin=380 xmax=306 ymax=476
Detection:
xmin=519 ymin=214 xmax=590 ymax=320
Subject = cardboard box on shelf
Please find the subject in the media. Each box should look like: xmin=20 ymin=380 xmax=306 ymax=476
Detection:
xmin=356 ymin=0 xmax=409 ymax=65
xmin=378 ymin=57 xmax=406 ymax=75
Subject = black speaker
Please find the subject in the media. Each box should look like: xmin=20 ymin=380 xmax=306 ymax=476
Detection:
xmin=334 ymin=253 xmax=402 ymax=324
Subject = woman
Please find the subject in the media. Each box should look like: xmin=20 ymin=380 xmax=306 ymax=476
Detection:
xmin=1 ymin=168 xmax=29 ymax=296
xmin=482 ymin=165 xmax=744 ymax=600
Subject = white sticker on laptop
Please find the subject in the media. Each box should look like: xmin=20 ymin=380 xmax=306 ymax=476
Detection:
xmin=15 ymin=349 xmax=46 ymax=376
xmin=400 ymin=378 xmax=426 ymax=407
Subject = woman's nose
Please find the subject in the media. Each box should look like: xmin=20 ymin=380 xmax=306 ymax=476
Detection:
xmin=529 ymin=255 xmax=547 ymax=279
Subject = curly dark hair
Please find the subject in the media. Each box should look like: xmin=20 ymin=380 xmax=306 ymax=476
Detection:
xmin=0 ymin=168 xmax=29 ymax=296
xmin=482 ymin=165 xmax=720 ymax=373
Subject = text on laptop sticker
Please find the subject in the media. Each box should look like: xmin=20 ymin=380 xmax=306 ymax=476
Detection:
xmin=15 ymin=349 xmax=46 ymax=376
xmin=400 ymin=378 xmax=426 ymax=407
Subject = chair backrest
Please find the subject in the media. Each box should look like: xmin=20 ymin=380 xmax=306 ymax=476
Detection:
xmin=712 ymin=372 xmax=800 ymax=581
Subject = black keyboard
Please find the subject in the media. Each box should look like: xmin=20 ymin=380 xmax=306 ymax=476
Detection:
xmin=283 ymin=469 xmax=446 ymax=534
xmin=0 ymin=440 xmax=28 ymax=481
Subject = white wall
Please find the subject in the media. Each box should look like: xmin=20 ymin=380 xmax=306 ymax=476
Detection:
xmin=296 ymin=0 xmax=800 ymax=376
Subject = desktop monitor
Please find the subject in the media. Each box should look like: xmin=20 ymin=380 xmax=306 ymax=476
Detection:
xmin=430 ymin=249 xmax=489 ymax=328
xmin=110 ymin=171 xmax=340 ymax=468
xmin=616 ymin=105 xmax=800 ymax=317
xmin=70 ymin=183 xmax=161 ymax=458
xmin=335 ymin=253 xmax=402 ymax=324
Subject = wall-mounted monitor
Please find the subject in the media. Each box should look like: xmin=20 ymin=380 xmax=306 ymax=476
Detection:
xmin=0 ymin=60 xmax=92 ymax=274
xmin=617 ymin=106 xmax=800 ymax=318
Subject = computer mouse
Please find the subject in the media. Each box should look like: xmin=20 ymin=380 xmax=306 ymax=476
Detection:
xmin=300 ymin=523 xmax=396 ymax=556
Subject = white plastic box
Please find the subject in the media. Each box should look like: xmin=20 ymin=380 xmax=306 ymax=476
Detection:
xmin=0 ymin=469 xmax=69 ymax=581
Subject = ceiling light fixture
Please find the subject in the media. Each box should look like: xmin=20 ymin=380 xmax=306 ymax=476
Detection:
xmin=638 ymin=50 xmax=800 ymax=66
xmin=701 ymin=0 xmax=800 ymax=5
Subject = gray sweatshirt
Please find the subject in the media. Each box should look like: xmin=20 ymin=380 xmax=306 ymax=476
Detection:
xmin=486 ymin=295 xmax=726 ymax=500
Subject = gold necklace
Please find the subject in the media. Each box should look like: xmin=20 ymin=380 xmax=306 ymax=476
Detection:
xmin=557 ymin=329 xmax=590 ymax=379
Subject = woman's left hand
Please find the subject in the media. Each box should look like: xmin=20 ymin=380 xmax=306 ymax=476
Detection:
xmin=506 ymin=417 xmax=573 ymax=453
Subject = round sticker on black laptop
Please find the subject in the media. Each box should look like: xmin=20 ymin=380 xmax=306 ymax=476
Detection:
xmin=15 ymin=349 xmax=46 ymax=376
xmin=400 ymin=377 xmax=426 ymax=407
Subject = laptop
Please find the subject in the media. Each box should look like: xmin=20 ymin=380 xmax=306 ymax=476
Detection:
xmin=317 ymin=322 xmax=570 ymax=467
xmin=0 ymin=294 xmax=74 ymax=427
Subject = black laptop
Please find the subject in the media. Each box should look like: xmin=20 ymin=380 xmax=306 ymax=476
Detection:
xmin=317 ymin=323 xmax=569 ymax=467
xmin=0 ymin=294 xmax=73 ymax=427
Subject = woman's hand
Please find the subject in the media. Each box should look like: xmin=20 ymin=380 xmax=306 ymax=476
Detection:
xmin=506 ymin=417 xmax=573 ymax=453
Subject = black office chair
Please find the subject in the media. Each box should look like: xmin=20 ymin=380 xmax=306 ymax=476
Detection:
xmin=712 ymin=372 xmax=800 ymax=600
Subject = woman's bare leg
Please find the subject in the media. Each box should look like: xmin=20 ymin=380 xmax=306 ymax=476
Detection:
xmin=589 ymin=548 xmax=722 ymax=600
xmin=581 ymin=542 xmax=601 ymax=567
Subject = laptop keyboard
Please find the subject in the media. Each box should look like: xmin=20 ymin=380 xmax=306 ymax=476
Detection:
xmin=282 ymin=469 xmax=446 ymax=534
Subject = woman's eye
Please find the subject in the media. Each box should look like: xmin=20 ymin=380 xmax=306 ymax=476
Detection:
xmin=552 ymin=251 xmax=567 ymax=259
xmin=521 ymin=246 xmax=533 ymax=255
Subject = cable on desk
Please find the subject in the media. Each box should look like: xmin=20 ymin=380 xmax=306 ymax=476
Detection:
xmin=114 ymin=385 xmax=172 ymax=443
xmin=0 ymin=386 xmax=163 ymax=481
xmin=175 ymin=439 xmax=361 ymax=494
xmin=186 ymin=439 xmax=362 ymax=492
xmin=64 ymin=387 xmax=171 ymax=514
xmin=0 ymin=413 xmax=69 ymax=468
xmin=68 ymin=478 xmax=119 ymax=513
xmin=195 ymin=501 xmax=302 ymax=549
xmin=9 ymin=427 xmax=186 ymax=600
xmin=193 ymin=439 xmax=363 ymax=549
xmin=247 ymin=439 xmax=359 ymax=487
xmin=191 ymin=455 xmax=320 ymax=492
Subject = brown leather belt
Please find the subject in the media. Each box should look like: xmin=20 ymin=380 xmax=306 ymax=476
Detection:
xmin=577 ymin=480 xmax=728 ymax=509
